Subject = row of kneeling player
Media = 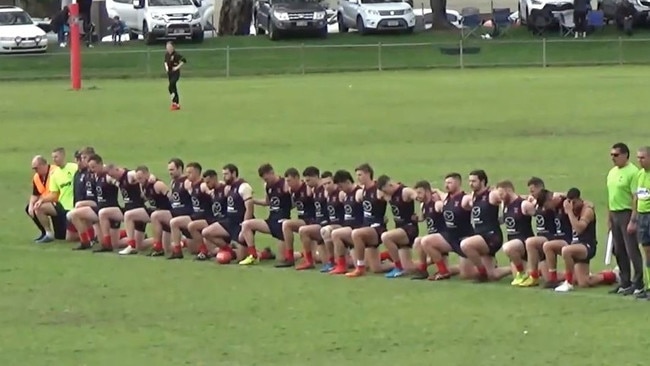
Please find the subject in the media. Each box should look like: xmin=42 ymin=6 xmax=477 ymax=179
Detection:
xmin=32 ymin=155 xmax=618 ymax=293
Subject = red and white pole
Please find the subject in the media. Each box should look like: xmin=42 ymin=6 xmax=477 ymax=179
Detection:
xmin=69 ymin=0 xmax=82 ymax=90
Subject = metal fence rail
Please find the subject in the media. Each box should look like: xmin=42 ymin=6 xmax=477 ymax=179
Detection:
xmin=4 ymin=37 xmax=650 ymax=80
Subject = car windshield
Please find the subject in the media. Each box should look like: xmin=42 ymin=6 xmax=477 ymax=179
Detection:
xmin=360 ymin=0 xmax=402 ymax=3
xmin=149 ymin=0 xmax=194 ymax=6
xmin=0 ymin=11 xmax=33 ymax=26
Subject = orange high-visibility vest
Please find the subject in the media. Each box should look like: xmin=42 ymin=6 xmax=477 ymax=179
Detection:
xmin=33 ymin=165 xmax=58 ymax=197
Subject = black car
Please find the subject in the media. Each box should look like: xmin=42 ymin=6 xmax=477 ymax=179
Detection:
xmin=254 ymin=0 xmax=328 ymax=40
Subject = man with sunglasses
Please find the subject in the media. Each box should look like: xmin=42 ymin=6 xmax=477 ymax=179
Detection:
xmin=607 ymin=142 xmax=644 ymax=296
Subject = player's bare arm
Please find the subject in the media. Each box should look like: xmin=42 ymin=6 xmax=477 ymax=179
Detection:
xmin=461 ymin=194 xmax=473 ymax=210
xmin=240 ymin=183 xmax=254 ymax=220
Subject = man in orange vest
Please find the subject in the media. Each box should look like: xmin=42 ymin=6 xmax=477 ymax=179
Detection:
xmin=27 ymin=155 xmax=66 ymax=243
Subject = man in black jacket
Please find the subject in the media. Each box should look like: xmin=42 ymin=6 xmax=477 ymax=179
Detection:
xmin=79 ymin=0 xmax=94 ymax=47
xmin=573 ymin=0 xmax=589 ymax=38
xmin=50 ymin=6 xmax=69 ymax=47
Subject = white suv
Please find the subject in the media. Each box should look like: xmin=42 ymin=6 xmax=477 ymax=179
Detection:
xmin=0 ymin=5 xmax=47 ymax=53
xmin=518 ymin=0 xmax=574 ymax=24
xmin=106 ymin=0 xmax=209 ymax=44
xmin=337 ymin=0 xmax=415 ymax=34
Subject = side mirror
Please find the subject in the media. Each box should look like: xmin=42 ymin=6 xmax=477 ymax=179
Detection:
xmin=192 ymin=0 xmax=202 ymax=7
xmin=133 ymin=0 xmax=144 ymax=9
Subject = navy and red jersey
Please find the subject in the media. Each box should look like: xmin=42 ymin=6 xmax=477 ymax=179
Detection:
xmin=442 ymin=192 xmax=473 ymax=238
xmin=226 ymin=179 xmax=247 ymax=224
xmin=291 ymin=182 xmax=315 ymax=221
xmin=388 ymin=185 xmax=417 ymax=228
xmin=422 ymin=199 xmax=445 ymax=234
xmin=190 ymin=182 xmax=212 ymax=218
xmin=343 ymin=187 xmax=363 ymax=228
xmin=169 ymin=177 xmax=193 ymax=217
xmin=362 ymin=185 xmax=386 ymax=227
xmin=327 ymin=189 xmax=345 ymax=225
xmin=313 ymin=185 xmax=328 ymax=225
xmin=266 ymin=178 xmax=292 ymax=220
xmin=143 ymin=180 xmax=171 ymax=211
xmin=119 ymin=170 xmax=145 ymax=211
xmin=572 ymin=209 xmax=597 ymax=245
xmin=555 ymin=198 xmax=573 ymax=239
xmin=95 ymin=173 xmax=119 ymax=209
xmin=534 ymin=201 xmax=558 ymax=236
xmin=503 ymin=196 xmax=534 ymax=240
xmin=74 ymin=167 xmax=95 ymax=204
xmin=207 ymin=184 xmax=228 ymax=221
xmin=471 ymin=189 xmax=501 ymax=234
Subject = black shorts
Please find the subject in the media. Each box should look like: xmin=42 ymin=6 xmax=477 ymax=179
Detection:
xmin=52 ymin=202 xmax=69 ymax=239
xmin=227 ymin=220 xmax=242 ymax=244
xmin=478 ymin=229 xmax=504 ymax=257
xmin=397 ymin=224 xmax=419 ymax=248
xmin=191 ymin=212 xmax=206 ymax=221
xmin=301 ymin=217 xmax=319 ymax=225
xmin=574 ymin=243 xmax=597 ymax=264
xmin=365 ymin=224 xmax=386 ymax=248
xmin=94 ymin=205 xmax=122 ymax=229
xmin=554 ymin=233 xmax=573 ymax=244
xmin=441 ymin=232 xmax=466 ymax=258
xmin=206 ymin=216 xmax=227 ymax=226
xmin=265 ymin=218 xmax=285 ymax=241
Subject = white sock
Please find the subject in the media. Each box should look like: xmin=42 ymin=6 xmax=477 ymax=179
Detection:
xmin=45 ymin=231 xmax=54 ymax=238
xmin=356 ymin=260 xmax=365 ymax=267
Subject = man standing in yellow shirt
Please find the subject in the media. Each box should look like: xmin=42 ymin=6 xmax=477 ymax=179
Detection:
xmin=631 ymin=146 xmax=650 ymax=299
xmin=607 ymin=143 xmax=643 ymax=295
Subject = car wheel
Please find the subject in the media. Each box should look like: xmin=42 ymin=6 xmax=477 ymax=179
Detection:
xmin=337 ymin=13 xmax=348 ymax=32
xmin=518 ymin=3 xmax=526 ymax=25
xmin=318 ymin=26 xmax=328 ymax=38
xmin=143 ymin=22 xmax=155 ymax=45
xmin=129 ymin=31 xmax=138 ymax=41
xmin=191 ymin=31 xmax=204 ymax=43
xmin=356 ymin=16 xmax=367 ymax=35
xmin=405 ymin=26 xmax=414 ymax=34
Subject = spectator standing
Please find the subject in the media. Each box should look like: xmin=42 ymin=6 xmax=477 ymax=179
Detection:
xmin=632 ymin=146 xmax=650 ymax=299
xmin=573 ymin=0 xmax=589 ymax=38
xmin=79 ymin=0 xmax=94 ymax=48
xmin=607 ymin=143 xmax=643 ymax=295
xmin=50 ymin=6 xmax=69 ymax=48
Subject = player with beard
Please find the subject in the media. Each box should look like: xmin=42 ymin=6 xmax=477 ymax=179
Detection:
xmin=345 ymin=164 xmax=389 ymax=278
xmin=149 ymin=158 xmax=193 ymax=258
xmin=518 ymin=177 xmax=565 ymax=287
xmin=167 ymin=162 xmax=205 ymax=259
xmin=319 ymin=172 xmax=345 ymax=273
xmin=411 ymin=180 xmax=446 ymax=280
xmin=116 ymin=165 xmax=157 ymax=255
xmin=281 ymin=167 xmax=317 ymax=268
xmin=497 ymin=180 xmax=536 ymax=285
xmin=328 ymin=169 xmax=364 ymax=275
xmin=460 ymin=170 xmax=512 ymax=282
xmin=295 ymin=168 xmax=331 ymax=270
xmin=553 ymin=188 xmax=618 ymax=292
xmin=419 ymin=173 xmax=473 ymax=280
xmin=187 ymin=170 xmax=228 ymax=260
xmin=135 ymin=165 xmax=171 ymax=255
xmin=239 ymin=163 xmax=290 ymax=266
xmin=377 ymin=175 xmax=419 ymax=278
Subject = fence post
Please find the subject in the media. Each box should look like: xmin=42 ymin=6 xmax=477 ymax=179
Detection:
xmin=300 ymin=43 xmax=305 ymax=75
xmin=378 ymin=42 xmax=382 ymax=71
xmin=226 ymin=45 xmax=230 ymax=78
xmin=146 ymin=48 xmax=151 ymax=77
xmin=459 ymin=39 xmax=463 ymax=69
xmin=618 ymin=37 xmax=623 ymax=65
xmin=542 ymin=38 xmax=547 ymax=68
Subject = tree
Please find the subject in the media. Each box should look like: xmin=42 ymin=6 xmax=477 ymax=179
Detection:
xmin=218 ymin=0 xmax=254 ymax=36
xmin=430 ymin=0 xmax=454 ymax=30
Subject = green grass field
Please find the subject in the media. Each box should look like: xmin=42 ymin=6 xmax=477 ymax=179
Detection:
xmin=2 ymin=67 xmax=649 ymax=366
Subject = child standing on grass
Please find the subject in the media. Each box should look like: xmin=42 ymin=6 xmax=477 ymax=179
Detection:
xmin=108 ymin=16 xmax=126 ymax=45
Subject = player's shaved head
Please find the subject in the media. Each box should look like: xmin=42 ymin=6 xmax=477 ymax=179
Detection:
xmin=31 ymin=155 xmax=47 ymax=166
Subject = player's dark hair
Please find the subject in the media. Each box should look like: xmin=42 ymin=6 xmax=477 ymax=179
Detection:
xmin=135 ymin=165 xmax=149 ymax=173
xmin=414 ymin=180 xmax=431 ymax=191
xmin=333 ymin=170 xmax=353 ymax=184
xmin=258 ymin=163 xmax=274 ymax=177
xmin=187 ymin=162 xmax=202 ymax=173
xmin=222 ymin=163 xmax=239 ymax=177
xmin=376 ymin=175 xmax=391 ymax=189
xmin=74 ymin=150 xmax=81 ymax=160
xmin=80 ymin=146 xmax=95 ymax=155
xmin=496 ymin=180 xmax=514 ymax=190
xmin=168 ymin=158 xmax=184 ymax=170
xmin=354 ymin=163 xmax=374 ymax=179
xmin=302 ymin=166 xmax=320 ymax=177
xmin=444 ymin=172 xmax=462 ymax=181
xmin=612 ymin=142 xmax=630 ymax=159
xmin=321 ymin=171 xmax=333 ymax=179
xmin=566 ymin=187 xmax=581 ymax=200
xmin=203 ymin=169 xmax=217 ymax=178
xmin=87 ymin=154 xmax=103 ymax=164
xmin=527 ymin=177 xmax=545 ymax=188
xmin=469 ymin=169 xmax=488 ymax=185
xmin=284 ymin=167 xmax=300 ymax=178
